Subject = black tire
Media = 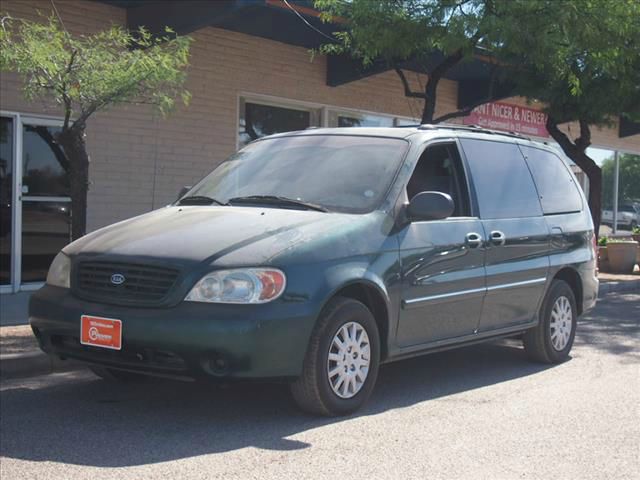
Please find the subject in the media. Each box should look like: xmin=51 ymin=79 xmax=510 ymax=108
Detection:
xmin=89 ymin=365 xmax=148 ymax=382
xmin=290 ymin=296 xmax=380 ymax=416
xmin=523 ymin=279 xmax=577 ymax=363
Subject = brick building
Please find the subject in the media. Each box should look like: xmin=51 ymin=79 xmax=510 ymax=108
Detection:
xmin=1 ymin=0 xmax=639 ymax=296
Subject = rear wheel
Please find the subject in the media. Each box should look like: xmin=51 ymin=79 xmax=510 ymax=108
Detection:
xmin=290 ymin=297 xmax=380 ymax=416
xmin=523 ymin=280 xmax=577 ymax=363
xmin=89 ymin=365 xmax=148 ymax=382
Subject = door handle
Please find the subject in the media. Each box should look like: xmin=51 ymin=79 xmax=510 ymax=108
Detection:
xmin=465 ymin=232 xmax=483 ymax=248
xmin=490 ymin=230 xmax=506 ymax=246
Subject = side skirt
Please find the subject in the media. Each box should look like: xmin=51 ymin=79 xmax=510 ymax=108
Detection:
xmin=383 ymin=320 xmax=538 ymax=364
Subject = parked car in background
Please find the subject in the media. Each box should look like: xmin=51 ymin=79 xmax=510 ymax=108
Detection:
xmin=29 ymin=125 xmax=598 ymax=416
xmin=602 ymin=203 xmax=640 ymax=230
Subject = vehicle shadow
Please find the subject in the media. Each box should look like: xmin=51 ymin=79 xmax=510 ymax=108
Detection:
xmin=0 ymin=340 xmax=553 ymax=468
xmin=3 ymin=293 xmax=637 ymax=469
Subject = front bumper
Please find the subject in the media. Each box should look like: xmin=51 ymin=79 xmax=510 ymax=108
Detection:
xmin=29 ymin=285 xmax=317 ymax=380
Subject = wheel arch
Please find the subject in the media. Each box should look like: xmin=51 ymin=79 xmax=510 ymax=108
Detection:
xmin=326 ymin=279 xmax=392 ymax=362
xmin=552 ymin=267 xmax=584 ymax=315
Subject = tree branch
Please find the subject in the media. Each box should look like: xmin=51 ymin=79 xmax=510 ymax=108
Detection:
xmin=434 ymin=66 xmax=498 ymax=123
xmin=429 ymin=48 xmax=465 ymax=81
xmin=546 ymin=116 xmax=578 ymax=158
xmin=433 ymin=101 xmax=484 ymax=123
xmin=62 ymin=49 xmax=78 ymax=131
xmin=576 ymin=119 xmax=592 ymax=151
xmin=394 ymin=67 xmax=426 ymax=99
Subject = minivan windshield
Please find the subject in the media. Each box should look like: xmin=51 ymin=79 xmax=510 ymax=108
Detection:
xmin=183 ymin=135 xmax=409 ymax=213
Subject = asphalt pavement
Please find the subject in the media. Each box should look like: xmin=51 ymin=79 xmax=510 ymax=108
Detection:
xmin=1 ymin=292 xmax=638 ymax=480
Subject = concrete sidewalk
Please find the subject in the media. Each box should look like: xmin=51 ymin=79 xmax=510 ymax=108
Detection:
xmin=0 ymin=292 xmax=32 ymax=327
xmin=1 ymin=273 xmax=638 ymax=380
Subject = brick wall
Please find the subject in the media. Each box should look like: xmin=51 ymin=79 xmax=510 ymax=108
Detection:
xmin=1 ymin=0 xmax=638 ymax=231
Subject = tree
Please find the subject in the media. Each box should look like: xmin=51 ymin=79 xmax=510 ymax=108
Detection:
xmin=494 ymin=0 xmax=640 ymax=235
xmin=602 ymin=154 xmax=640 ymax=208
xmin=316 ymin=0 xmax=639 ymax=235
xmin=315 ymin=0 xmax=505 ymax=124
xmin=0 ymin=14 xmax=191 ymax=240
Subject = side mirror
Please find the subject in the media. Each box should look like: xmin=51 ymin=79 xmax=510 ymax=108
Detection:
xmin=177 ymin=185 xmax=192 ymax=201
xmin=407 ymin=191 xmax=454 ymax=221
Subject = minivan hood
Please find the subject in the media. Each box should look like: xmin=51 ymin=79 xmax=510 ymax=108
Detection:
xmin=65 ymin=206 xmax=380 ymax=267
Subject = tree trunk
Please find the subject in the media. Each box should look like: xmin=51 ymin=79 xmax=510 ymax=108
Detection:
xmin=421 ymin=76 xmax=438 ymax=124
xmin=421 ymin=49 xmax=465 ymax=124
xmin=57 ymin=126 xmax=89 ymax=241
xmin=545 ymin=118 xmax=602 ymax=237
xmin=574 ymin=155 xmax=603 ymax=236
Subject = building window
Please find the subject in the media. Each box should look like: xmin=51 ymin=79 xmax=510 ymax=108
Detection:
xmin=238 ymin=96 xmax=418 ymax=149
xmin=238 ymin=99 xmax=320 ymax=148
xmin=329 ymin=111 xmax=395 ymax=128
xmin=328 ymin=111 xmax=415 ymax=128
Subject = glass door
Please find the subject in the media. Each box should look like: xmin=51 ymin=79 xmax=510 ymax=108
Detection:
xmin=20 ymin=119 xmax=71 ymax=284
xmin=0 ymin=113 xmax=71 ymax=292
xmin=0 ymin=116 xmax=14 ymax=288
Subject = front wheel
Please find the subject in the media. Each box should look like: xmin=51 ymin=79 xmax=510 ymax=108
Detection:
xmin=290 ymin=297 xmax=380 ymax=416
xmin=523 ymin=280 xmax=577 ymax=363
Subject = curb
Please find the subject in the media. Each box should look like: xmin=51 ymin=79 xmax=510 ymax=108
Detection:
xmin=1 ymin=279 xmax=638 ymax=380
xmin=598 ymin=278 xmax=640 ymax=297
xmin=0 ymin=350 xmax=82 ymax=380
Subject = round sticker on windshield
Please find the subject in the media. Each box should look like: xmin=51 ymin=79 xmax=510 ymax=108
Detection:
xmin=364 ymin=190 xmax=374 ymax=198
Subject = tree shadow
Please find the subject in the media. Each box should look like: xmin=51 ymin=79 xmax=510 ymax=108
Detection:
xmin=575 ymin=292 xmax=639 ymax=361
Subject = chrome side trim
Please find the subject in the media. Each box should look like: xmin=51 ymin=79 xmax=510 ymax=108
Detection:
xmin=486 ymin=277 xmax=547 ymax=292
xmin=403 ymin=277 xmax=547 ymax=308
xmin=403 ymin=286 xmax=487 ymax=307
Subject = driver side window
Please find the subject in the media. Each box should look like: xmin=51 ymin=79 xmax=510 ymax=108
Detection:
xmin=406 ymin=143 xmax=471 ymax=217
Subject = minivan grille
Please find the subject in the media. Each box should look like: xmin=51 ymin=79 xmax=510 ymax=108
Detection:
xmin=73 ymin=261 xmax=180 ymax=305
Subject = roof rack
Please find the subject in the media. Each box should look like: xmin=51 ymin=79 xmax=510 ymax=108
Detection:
xmin=415 ymin=123 xmax=530 ymax=140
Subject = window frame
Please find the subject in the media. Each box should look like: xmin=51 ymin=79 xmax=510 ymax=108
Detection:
xmin=519 ymin=144 xmax=584 ymax=216
xmin=458 ymin=136 xmax=544 ymax=220
xmin=404 ymin=138 xmax=476 ymax=222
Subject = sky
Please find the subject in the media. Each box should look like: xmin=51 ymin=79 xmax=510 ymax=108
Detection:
xmin=587 ymin=147 xmax=616 ymax=166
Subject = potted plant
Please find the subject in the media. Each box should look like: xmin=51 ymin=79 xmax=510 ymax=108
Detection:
xmin=606 ymin=239 xmax=639 ymax=273
xmin=598 ymin=236 xmax=609 ymax=268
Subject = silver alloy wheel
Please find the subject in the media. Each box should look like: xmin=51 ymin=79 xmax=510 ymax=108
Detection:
xmin=550 ymin=295 xmax=573 ymax=351
xmin=327 ymin=321 xmax=371 ymax=399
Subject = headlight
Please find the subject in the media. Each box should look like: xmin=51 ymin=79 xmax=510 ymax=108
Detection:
xmin=185 ymin=268 xmax=286 ymax=304
xmin=46 ymin=252 xmax=71 ymax=288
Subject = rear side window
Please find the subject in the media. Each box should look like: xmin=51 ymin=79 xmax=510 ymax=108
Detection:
xmin=519 ymin=146 xmax=583 ymax=215
xmin=460 ymin=138 xmax=542 ymax=219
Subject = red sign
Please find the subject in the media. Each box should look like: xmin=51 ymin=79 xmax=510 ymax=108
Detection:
xmin=80 ymin=315 xmax=122 ymax=350
xmin=463 ymin=101 xmax=548 ymax=137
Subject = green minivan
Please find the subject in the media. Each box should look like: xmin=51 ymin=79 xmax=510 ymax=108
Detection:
xmin=30 ymin=125 xmax=598 ymax=415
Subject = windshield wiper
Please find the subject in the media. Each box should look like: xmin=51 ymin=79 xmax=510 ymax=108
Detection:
xmin=178 ymin=195 xmax=227 ymax=206
xmin=228 ymin=195 xmax=328 ymax=212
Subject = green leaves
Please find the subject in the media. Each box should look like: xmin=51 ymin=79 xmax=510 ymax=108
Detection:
xmin=0 ymin=13 xmax=192 ymax=129
xmin=494 ymin=0 xmax=640 ymax=126
xmin=316 ymin=0 xmax=490 ymax=65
